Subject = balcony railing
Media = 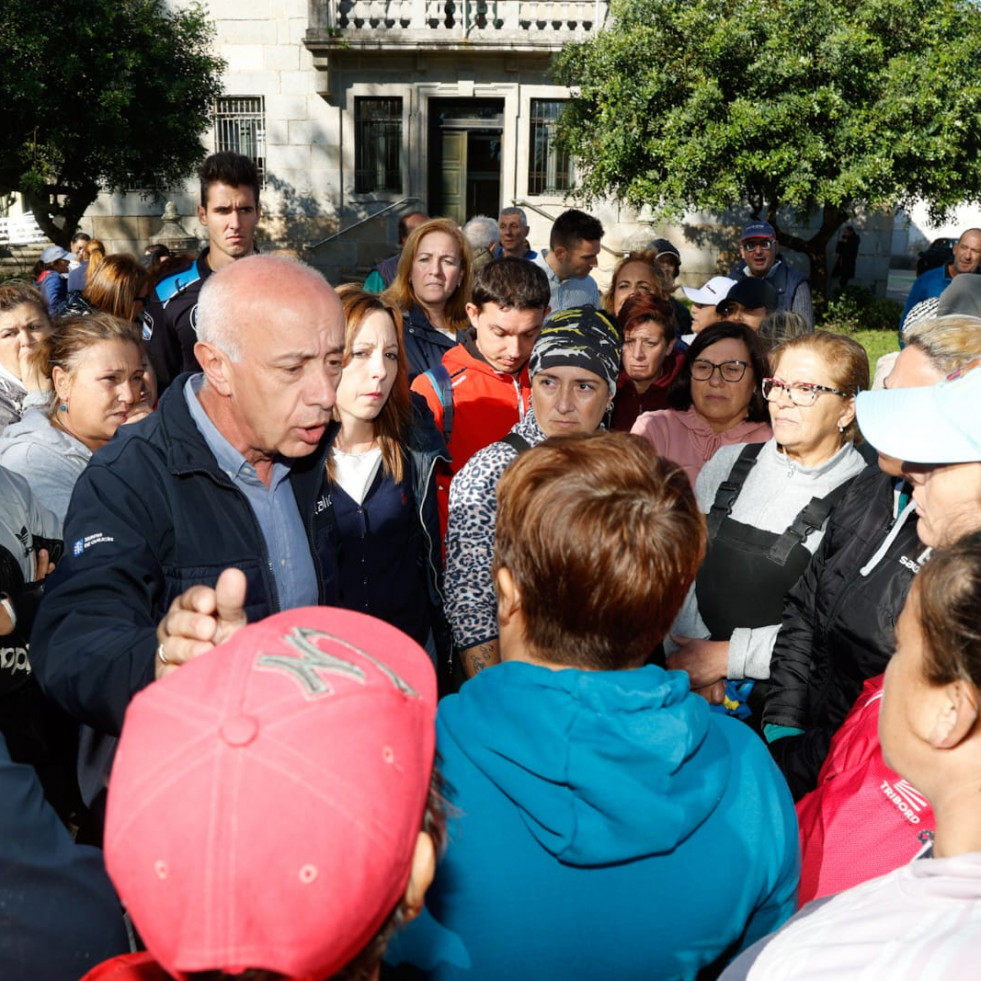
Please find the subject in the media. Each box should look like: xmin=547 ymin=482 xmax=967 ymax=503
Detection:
xmin=308 ymin=1 xmax=609 ymax=48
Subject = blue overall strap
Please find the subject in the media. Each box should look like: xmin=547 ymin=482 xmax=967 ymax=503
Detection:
xmin=422 ymin=363 xmax=463 ymax=445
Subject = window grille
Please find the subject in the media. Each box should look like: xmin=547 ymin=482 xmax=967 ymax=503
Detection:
xmin=528 ymin=99 xmax=573 ymax=196
xmin=213 ymin=96 xmax=266 ymax=187
xmin=355 ymin=97 xmax=404 ymax=194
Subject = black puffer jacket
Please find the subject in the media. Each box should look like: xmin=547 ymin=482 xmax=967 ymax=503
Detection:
xmin=762 ymin=464 xmax=927 ymax=799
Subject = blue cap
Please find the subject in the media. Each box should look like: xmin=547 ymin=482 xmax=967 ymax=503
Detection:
xmin=740 ymin=221 xmax=776 ymax=241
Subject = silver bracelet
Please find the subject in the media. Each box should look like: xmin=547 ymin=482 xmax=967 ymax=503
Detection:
xmin=0 ymin=594 xmax=15 ymax=631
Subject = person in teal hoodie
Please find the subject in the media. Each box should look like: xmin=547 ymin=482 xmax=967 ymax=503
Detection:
xmin=385 ymin=431 xmax=800 ymax=981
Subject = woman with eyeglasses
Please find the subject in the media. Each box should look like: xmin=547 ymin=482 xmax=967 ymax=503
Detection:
xmin=764 ymin=316 xmax=981 ymax=802
xmin=631 ymin=321 xmax=772 ymax=484
xmin=666 ymin=331 xmax=868 ymax=723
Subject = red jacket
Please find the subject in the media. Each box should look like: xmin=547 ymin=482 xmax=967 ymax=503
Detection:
xmin=411 ymin=335 xmax=531 ymax=537
xmin=82 ymin=952 xmax=170 ymax=979
xmin=795 ymin=674 xmax=935 ymax=905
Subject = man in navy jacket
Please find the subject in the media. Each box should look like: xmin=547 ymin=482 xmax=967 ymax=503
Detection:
xmin=30 ymin=255 xmax=346 ymax=823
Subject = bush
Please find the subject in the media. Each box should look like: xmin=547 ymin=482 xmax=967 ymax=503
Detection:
xmin=821 ymin=286 xmax=902 ymax=333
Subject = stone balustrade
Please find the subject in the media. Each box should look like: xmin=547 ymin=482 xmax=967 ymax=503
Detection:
xmin=310 ymin=1 xmax=609 ymax=46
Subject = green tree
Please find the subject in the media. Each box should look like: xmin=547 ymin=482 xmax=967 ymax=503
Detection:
xmin=554 ymin=0 xmax=981 ymax=300
xmin=0 ymin=0 xmax=225 ymax=246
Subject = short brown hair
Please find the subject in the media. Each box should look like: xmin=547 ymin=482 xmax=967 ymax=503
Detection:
xmin=617 ymin=291 xmax=678 ymax=343
xmin=917 ymin=530 xmax=981 ymax=691
xmin=0 ymin=281 xmax=49 ymax=317
xmin=470 ymin=257 xmax=550 ymax=311
xmin=493 ymin=432 xmax=706 ymax=669
xmin=771 ymin=329 xmax=869 ymax=442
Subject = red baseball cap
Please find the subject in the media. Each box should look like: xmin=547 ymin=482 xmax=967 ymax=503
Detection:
xmin=103 ymin=607 xmax=437 ymax=980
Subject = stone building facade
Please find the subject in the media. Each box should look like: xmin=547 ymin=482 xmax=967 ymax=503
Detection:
xmin=44 ymin=0 xmax=902 ymax=292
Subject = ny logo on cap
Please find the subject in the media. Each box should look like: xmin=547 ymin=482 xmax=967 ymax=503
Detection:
xmin=257 ymin=627 xmax=418 ymax=699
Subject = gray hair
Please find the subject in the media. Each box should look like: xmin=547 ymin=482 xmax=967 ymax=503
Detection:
xmin=499 ymin=206 xmax=528 ymax=227
xmin=196 ymin=254 xmax=326 ymax=362
xmin=463 ymin=215 xmax=500 ymax=253
xmin=758 ymin=310 xmax=811 ymax=351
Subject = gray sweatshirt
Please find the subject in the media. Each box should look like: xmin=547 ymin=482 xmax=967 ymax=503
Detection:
xmin=0 ymin=408 xmax=92 ymax=521
xmin=669 ymin=438 xmax=867 ymax=680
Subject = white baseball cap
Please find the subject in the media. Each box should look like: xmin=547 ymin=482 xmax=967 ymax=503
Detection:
xmin=856 ymin=359 xmax=981 ymax=464
xmin=682 ymin=276 xmax=737 ymax=305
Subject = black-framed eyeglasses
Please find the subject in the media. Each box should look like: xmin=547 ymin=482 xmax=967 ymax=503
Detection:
xmin=691 ymin=359 xmax=749 ymax=383
xmin=742 ymin=239 xmax=774 ymax=252
xmin=762 ymin=377 xmax=849 ymax=406
xmin=135 ymin=295 xmax=151 ymax=304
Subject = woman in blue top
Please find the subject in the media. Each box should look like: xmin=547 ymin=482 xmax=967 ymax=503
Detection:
xmin=328 ymin=287 xmax=450 ymax=674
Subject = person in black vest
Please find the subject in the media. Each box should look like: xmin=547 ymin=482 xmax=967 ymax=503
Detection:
xmin=667 ymin=331 xmax=867 ymax=724
xmin=833 ymin=224 xmax=860 ymax=291
xmin=763 ymin=315 xmax=981 ymax=798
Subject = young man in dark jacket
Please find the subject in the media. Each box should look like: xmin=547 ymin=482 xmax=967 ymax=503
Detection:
xmin=142 ymin=152 xmax=262 ymax=393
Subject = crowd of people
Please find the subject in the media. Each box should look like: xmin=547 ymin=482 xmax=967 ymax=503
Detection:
xmin=1 ymin=150 xmax=980 ymax=979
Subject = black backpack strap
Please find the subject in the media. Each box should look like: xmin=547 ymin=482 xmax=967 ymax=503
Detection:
xmin=706 ymin=442 xmax=764 ymax=538
xmin=500 ymin=432 xmax=531 ymax=454
xmin=422 ymin=363 xmax=465 ymax=445
xmin=767 ymin=479 xmax=854 ymax=565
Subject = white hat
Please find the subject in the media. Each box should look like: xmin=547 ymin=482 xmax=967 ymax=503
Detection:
xmin=682 ymin=276 xmax=737 ymax=305
xmin=856 ymin=360 xmax=981 ymax=464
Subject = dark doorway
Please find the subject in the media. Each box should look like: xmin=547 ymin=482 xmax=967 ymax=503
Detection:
xmin=428 ymin=99 xmax=503 ymax=224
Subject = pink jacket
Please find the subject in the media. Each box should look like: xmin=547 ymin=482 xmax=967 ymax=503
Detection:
xmin=630 ymin=407 xmax=772 ymax=485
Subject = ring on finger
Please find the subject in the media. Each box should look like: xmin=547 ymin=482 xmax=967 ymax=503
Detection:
xmin=157 ymin=643 xmax=170 ymax=666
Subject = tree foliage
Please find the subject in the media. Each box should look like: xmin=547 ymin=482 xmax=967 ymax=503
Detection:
xmin=554 ymin=0 xmax=981 ymax=289
xmin=0 ymin=0 xmax=225 ymax=245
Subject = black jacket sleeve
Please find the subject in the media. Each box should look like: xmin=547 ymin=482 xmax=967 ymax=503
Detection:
xmin=762 ymin=529 xmax=832 ymax=732
xmin=29 ymin=460 xmax=161 ymax=737
xmin=0 ymin=733 xmax=129 ymax=978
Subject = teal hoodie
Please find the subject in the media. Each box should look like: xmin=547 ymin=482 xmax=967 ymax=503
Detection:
xmin=387 ymin=661 xmax=798 ymax=980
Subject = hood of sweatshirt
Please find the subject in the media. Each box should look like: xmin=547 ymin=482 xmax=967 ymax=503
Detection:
xmin=0 ymin=406 xmax=91 ymax=465
xmin=438 ymin=661 xmax=732 ymax=866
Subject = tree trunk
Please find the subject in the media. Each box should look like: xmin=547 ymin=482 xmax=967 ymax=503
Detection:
xmin=24 ymin=181 xmax=99 ymax=248
xmin=769 ymin=203 xmax=849 ymax=322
